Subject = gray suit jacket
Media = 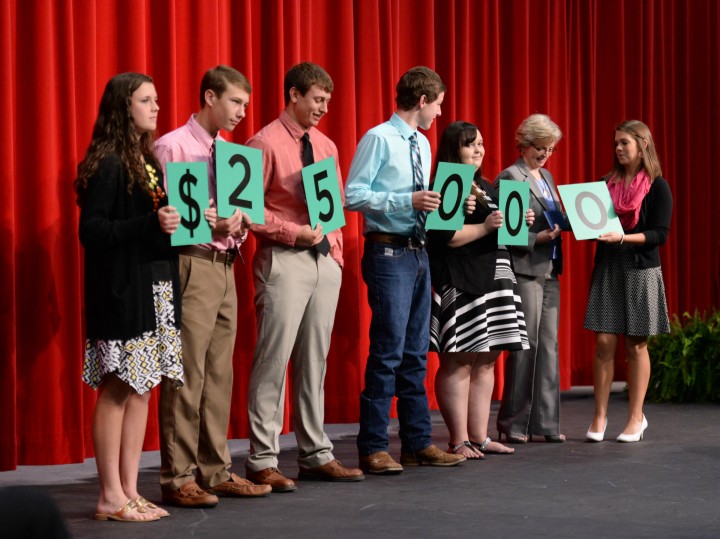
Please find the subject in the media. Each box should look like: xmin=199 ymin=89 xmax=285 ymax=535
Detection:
xmin=494 ymin=158 xmax=563 ymax=277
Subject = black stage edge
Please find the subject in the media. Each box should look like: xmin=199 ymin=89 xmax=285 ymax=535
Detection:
xmin=1 ymin=387 xmax=719 ymax=538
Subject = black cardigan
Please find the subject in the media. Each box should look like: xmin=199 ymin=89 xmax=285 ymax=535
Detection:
xmin=427 ymin=179 xmax=502 ymax=296
xmin=79 ymin=155 xmax=181 ymax=340
xmin=593 ymin=176 xmax=672 ymax=269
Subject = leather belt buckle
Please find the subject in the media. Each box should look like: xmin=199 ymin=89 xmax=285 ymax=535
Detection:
xmin=407 ymin=237 xmax=422 ymax=250
xmin=180 ymin=245 xmax=236 ymax=266
xmin=217 ymin=249 xmax=236 ymax=266
xmin=366 ymin=232 xmax=423 ymax=250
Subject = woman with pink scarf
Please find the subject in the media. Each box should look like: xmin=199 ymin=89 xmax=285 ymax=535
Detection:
xmin=584 ymin=120 xmax=672 ymax=443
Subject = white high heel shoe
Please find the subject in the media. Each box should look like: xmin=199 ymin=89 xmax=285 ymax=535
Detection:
xmin=585 ymin=418 xmax=608 ymax=442
xmin=616 ymin=414 xmax=648 ymax=443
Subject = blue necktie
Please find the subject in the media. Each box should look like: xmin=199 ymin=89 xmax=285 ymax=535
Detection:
xmin=409 ymin=133 xmax=426 ymax=243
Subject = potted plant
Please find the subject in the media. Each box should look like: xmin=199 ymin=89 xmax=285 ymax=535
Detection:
xmin=646 ymin=309 xmax=720 ymax=402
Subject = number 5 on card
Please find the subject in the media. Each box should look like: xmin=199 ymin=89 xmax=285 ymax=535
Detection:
xmin=302 ymin=156 xmax=345 ymax=234
xmin=215 ymin=140 xmax=265 ymax=224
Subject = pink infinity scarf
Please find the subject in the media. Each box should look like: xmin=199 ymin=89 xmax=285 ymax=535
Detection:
xmin=607 ymin=170 xmax=651 ymax=230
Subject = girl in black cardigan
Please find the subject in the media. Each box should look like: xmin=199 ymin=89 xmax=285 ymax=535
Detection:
xmin=584 ymin=120 xmax=672 ymax=443
xmin=427 ymin=121 xmax=534 ymax=459
xmin=75 ymin=73 xmax=182 ymax=522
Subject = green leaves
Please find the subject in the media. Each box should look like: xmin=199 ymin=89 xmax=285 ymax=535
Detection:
xmin=647 ymin=310 xmax=720 ymax=402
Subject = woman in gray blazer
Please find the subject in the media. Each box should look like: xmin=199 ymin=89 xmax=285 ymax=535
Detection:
xmin=495 ymin=114 xmax=566 ymax=443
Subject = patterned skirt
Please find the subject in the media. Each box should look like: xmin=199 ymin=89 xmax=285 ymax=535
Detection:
xmin=82 ymin=281 xmax=184 ymax=395
xmin=430 ymin=253 xmax=530 ymax=353
xmin=583 ymin=244 xmax=670 ymax=336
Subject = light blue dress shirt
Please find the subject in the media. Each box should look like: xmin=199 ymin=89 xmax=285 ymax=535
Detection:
xmin=345 ymin=113 xmax=432 ymax=235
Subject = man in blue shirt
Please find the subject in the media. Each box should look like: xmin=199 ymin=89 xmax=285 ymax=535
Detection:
xmin=345 ymin=66 xmax=466 ymax=474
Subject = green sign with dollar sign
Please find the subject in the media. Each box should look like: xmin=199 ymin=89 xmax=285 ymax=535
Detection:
xmin=167 ymin=161 xmax=212 ymax=246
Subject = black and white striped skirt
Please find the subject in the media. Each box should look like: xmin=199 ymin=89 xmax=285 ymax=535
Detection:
xmin=430 ymin=254 xmax=529 ymax=353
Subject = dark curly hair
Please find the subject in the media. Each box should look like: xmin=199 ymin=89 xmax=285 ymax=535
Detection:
xmin=75 ymin=72 xmax=159 ymax=202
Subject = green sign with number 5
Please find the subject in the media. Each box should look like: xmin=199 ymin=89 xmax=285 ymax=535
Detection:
xmin=301 ymin=156 xmax=345 ymax=234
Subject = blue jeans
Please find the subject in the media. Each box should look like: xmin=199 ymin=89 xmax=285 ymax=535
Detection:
xmin=357 ymin=240 xmax=433 ymax=455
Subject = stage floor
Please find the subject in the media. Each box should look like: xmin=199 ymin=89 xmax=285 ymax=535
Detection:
xmin=2 ymin=386 xmax=719 ymax=538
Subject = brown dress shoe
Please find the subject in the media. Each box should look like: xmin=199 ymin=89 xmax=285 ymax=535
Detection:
xmin=207 ymin=473 xmax=272 ymax=497
xmin=298 ymin=459 xmax=365 ymax=482
xmin=359 ymin=451 xmax=404 ymax=475
xmin=400 ymin=444 xmax=467 ymax=467
xmin=161 ymin=480 xmax=219 ymax=508
xmin=246 ymin=467 xmax=297 ymax=492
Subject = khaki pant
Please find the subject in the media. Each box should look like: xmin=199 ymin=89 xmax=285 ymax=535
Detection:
xmin=159 ymin=254 xmax=237 ymax=491
xmin=246 ymin=245 xmax=341 ymax=471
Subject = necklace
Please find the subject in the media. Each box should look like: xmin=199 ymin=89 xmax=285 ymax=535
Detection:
xmin=145 ymin=163 xmax=165 ymax=212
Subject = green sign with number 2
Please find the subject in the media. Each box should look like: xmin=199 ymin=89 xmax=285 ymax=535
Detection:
xmin=301 ymin=156 xmax=345 ymax=235
xmin=215 ymin=140 xmax=265 ymax=225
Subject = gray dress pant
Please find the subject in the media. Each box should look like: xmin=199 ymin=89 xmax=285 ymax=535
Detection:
xmin=497 ymin=272 xmax=561 ymax=437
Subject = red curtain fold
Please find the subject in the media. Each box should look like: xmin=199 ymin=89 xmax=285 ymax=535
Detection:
xmin=1 ymin=0 xmax=718 ymax=470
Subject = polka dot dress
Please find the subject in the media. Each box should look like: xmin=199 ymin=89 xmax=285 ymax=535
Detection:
xmin=584 ymin=244 xmax=670 ymax=336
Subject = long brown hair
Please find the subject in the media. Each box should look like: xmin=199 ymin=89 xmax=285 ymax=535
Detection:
xmin=74 ymin=72 xmax=159 ymax=202
xmin=606 ymin=119 xmax=663 ymax=183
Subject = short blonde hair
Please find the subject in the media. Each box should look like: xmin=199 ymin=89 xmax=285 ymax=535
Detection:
xmin=515 ymin=113 xmax=563 ymax=148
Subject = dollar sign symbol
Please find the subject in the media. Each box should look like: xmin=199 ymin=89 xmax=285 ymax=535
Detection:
xmin=179 ymin=169 xmax=200 ymax=237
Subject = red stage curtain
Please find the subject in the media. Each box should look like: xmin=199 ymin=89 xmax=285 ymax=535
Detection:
xmin=1 ymin=0 xmax=718 ymax=470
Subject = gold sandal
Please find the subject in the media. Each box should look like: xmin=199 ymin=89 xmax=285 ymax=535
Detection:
xmin=95 ymin=499 xmax=159 ymax=522
xmin=134 ymin=496 xmax=170 ymax=518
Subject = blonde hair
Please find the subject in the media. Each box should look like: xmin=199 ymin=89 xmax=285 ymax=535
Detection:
xmin=515 ymin=113 xmax=563 ymax=149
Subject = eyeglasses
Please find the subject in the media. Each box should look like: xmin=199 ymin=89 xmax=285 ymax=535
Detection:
xmin=531 ymin=145 xmax=557 ymax=154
